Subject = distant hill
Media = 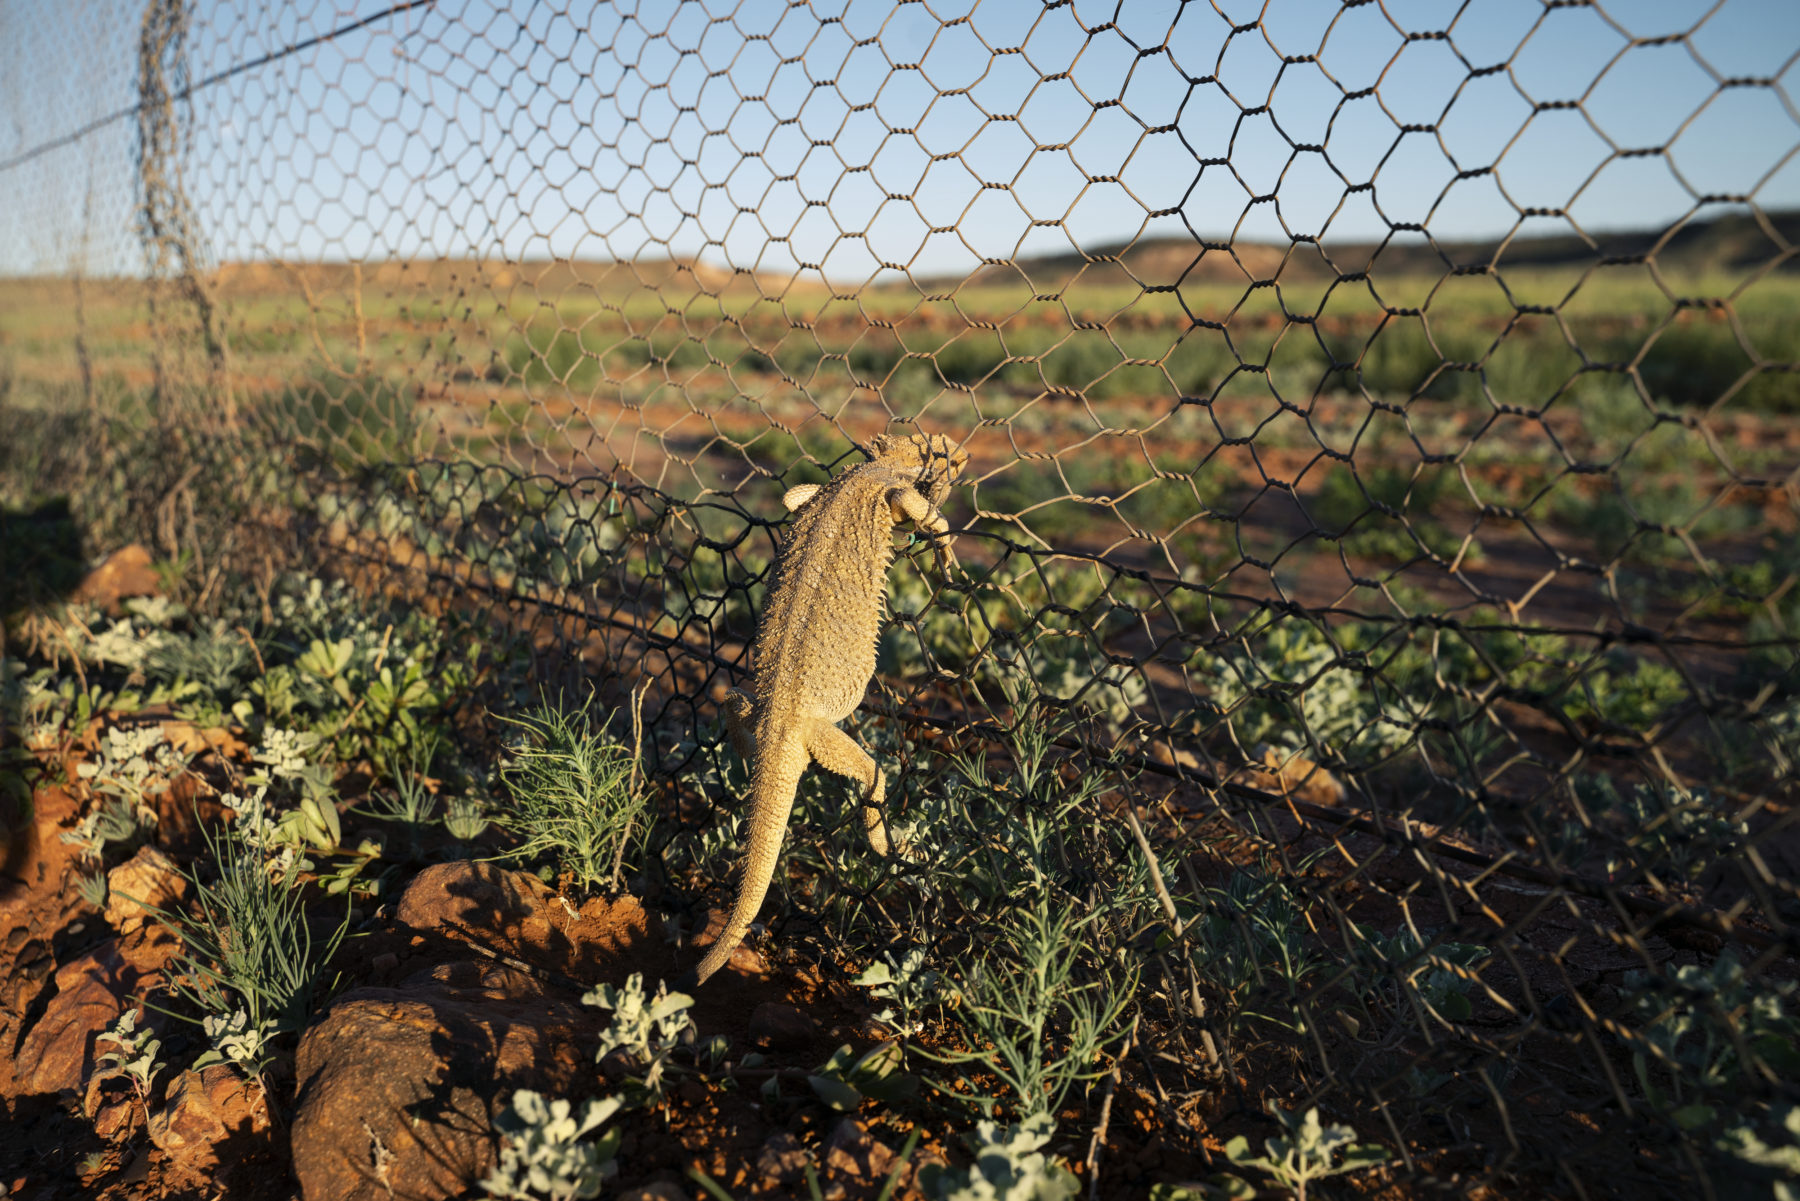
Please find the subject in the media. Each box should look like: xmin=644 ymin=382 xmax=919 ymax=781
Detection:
xmin=19 ymin=208 xmax=1785 ymax=298
xmin=921 ymin=207 xmax=1800 ymax=293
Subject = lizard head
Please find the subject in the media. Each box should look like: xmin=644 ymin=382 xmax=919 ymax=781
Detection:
xmin=867 ymin=432 xmax=968 ymax=506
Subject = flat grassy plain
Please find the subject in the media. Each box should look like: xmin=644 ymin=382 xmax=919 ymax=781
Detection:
xmin=4 ymin=249 xmax=1795 ymax=602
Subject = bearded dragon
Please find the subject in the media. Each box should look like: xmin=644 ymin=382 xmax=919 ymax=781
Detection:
xmin=688 ymin=432 xmax=966 ymax=985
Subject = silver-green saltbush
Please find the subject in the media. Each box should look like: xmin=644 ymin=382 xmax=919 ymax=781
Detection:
xmin=480 ymin=1090 xmax=622 ymax=1201
xmin=918 ymin=1114 xmax=1080 ymax=1201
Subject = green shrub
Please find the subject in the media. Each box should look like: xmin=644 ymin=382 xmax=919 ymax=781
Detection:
xmin=924 ymin=892 xmax=1138 ymax=1120
xmin=582 ymin=973 xmax=695 ymax=1105
xmin=1179 ymin=867 xmax=1321 ymax=1037
xmin=1621 ymin=953 xmax=1799 ymax=1127
xmin=919 ymin=1113 xmax=1080 ymax=1201
xmin=256 ymin=369 xmax=421 ymax=473
xmin=1305 ymin=461 xmax=1476 ymax=564
xmin=1212 ymin=619 xmax=1422 ymax=764
xmin=494 ymin=694 xmax=648 ymax=894
xmin=1565 ymin=652 xmax=1688 ymax=731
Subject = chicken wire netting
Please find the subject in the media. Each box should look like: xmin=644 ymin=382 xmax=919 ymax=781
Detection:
xmin=3 ymin=1 xmax=1798 ymax=1195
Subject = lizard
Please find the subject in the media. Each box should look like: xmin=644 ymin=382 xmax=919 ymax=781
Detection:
xmin=687 ymin=432 xmax=967 ymax=985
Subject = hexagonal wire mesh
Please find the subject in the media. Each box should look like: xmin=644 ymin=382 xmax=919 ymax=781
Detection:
xmin=3 ymin=0 xmax=1798 ymax=1194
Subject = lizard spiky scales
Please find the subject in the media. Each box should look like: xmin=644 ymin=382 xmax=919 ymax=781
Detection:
xmin=690 ymin=433 xmax=966 ymax=985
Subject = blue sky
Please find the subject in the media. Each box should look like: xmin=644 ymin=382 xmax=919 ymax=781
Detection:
xmin=3 ymin=0 xmax=1797 ymax=278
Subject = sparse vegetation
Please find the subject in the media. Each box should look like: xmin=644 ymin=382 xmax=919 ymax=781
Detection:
xmin=161 ymin=815 xmax=350 ymax=1067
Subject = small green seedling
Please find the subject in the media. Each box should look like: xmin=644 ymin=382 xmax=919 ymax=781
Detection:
xmin=76 ymin=870 xmax=109 ymax=909
xmin=807 ymin=1041 xmax=914 ymax=1112
xmin=583 ymin=973 xmax=694 ymax=1104
xmin=194 ymin=1008 xmax=281 ymax=1079
xmin=1224 ymin=1104 xmax=1389 ymax=1201
xmin=96 ymin=1009 xmax=165 ymax=1107
xmin=444 ymin=793 xmax=491 ymax=841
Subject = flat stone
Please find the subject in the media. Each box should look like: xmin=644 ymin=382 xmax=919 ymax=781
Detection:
xmin=146 ymin=1064 xmax=266 ymax=1184
xmin=290 ymin=962 xmax=597 ymax=1201
xmin=72 ymin=545 xmax=161 ymax=615
xmin=16 ymin=941 xmax=152 ymax=1097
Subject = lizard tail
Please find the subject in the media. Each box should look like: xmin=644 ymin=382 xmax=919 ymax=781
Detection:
xmin=691 ymin=741 xmax=807 ymax=985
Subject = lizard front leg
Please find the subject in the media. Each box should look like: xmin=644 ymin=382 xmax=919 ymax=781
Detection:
xmin=782 ymin=483 xmax=821 ymax=512
xmin=801 ymin=717 xmax=891 ymax=857
xmin=888 ymin=486 xmax=959 ymax=579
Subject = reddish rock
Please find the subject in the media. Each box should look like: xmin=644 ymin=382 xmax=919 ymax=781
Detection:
xmin=689 ymin=907 xmax=769 ymax=980
xmin=147 ymin=1064 xmax=268 ymax=1184
xmin=159 ymin=719 xmax=251 ymax=762
xmin=1150 ymin=740 xmax=1201 ymax=771
xmin=758 ymin=1132 xmax=811 ymax=1184
xmin=821 ymin=1119 xmax=902 ymax=1201
xmin=16 ymin=940 xmax=155 ymax=1097
xmin=395 ymin=859 xmax=552 ymax=939
xmin=114 ymin=921 xmax=183 ymax=977
xmin=748 ymin=1001 xmax=818 ymax=1050
xmin=720 ymin=940 xmax=768 ymax=978
xmin=0 ymin=785 xmax=84 ymax=929
xmin=290 ymin=961 xmax=600 ymax=1201
xmin=83 ymin=1055 xmax=134 ymax=1119
xmin=394 ymin=860 xmax=660 ymax=981
xmin=392 ymin=859 xmax=695 ymax=1010
xmin=92 ymin=1095 xmax=137 ymax=1141
xmin=72 ymin=544 xmax=161 ymax=614
xmin=0 ymin=785 xmax=88 ymax=1101
xmin=1250 ymin=743 xmax=1347 ymax=807
xmin=105 ymin=844 xmax=187 ymax=936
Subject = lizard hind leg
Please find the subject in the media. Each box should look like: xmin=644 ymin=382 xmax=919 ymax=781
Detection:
xmin=723 ymin=688 xmax=757 ymax=762
xmin=802 ymin=718 xmax=891 ymax=857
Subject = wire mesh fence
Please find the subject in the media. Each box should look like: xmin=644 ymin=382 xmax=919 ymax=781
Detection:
xmin=3 ymin=1 xmax=1799 ymax=1196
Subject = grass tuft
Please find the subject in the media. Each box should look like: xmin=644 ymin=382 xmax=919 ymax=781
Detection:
xmin=494 ymin=692 xmax=649 ymax=894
